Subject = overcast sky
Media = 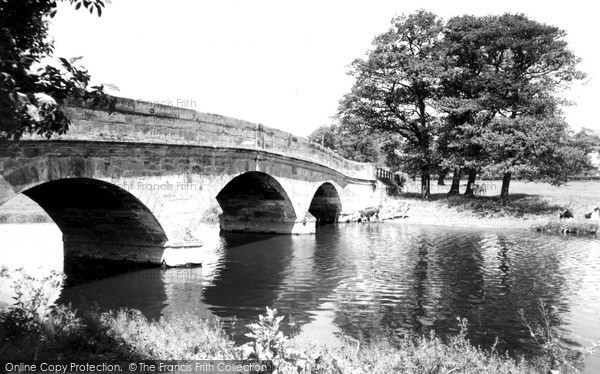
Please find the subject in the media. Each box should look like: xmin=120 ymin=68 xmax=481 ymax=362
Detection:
xmin=49 ymin=0 xmax=599 ymax=137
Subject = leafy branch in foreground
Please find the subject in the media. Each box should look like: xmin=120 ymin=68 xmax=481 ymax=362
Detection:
xmin=0 ymin=0 xmax=114 ymax=141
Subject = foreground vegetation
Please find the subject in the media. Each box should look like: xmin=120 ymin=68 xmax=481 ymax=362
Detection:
xmin=0 ymin=305 xmax=586 ymax=374
xmin=0 ymin=270 xmax=592 ymax=374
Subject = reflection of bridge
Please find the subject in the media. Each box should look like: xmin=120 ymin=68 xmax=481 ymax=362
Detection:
xmin=0 ymin=98 xmax=381 ymax=264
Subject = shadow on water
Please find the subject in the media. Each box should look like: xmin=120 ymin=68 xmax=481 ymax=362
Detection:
xmin=62 ymin=257 xmax=157 ymax=287
xmin=196 ymin=231 xmax=292 ymax=340
xmin=57 ymin=262 xmax=170 ymax=321
xmin=199 ymin=225 xmax=349 ymax=341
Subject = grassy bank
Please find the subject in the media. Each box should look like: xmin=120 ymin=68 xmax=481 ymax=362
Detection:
xmin=382 ymin=180 xmax=600 ymax=234
xmin=0 ymin=305 xmax=585 ymax=374
xmin=532 ymin=219 xmax=599 ymax=236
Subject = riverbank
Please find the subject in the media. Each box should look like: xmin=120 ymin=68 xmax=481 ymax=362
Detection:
xmin=380 ymin=180 xmax=599 ymax=235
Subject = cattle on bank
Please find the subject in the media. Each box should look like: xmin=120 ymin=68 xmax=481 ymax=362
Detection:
xmin=559 ymin=209 xmax=574 ymax=219
xmin=584 ymin=207 xmax=600 ymax=220
xmin=359 ymin=206 xmax=381 ymax=223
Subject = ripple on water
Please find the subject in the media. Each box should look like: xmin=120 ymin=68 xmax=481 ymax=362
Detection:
xmin=1 ymin=222 xmax=600 ymax=372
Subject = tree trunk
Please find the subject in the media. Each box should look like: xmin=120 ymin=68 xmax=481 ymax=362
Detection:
xmin=421 ymin=170 xmax=430 ymax=199
xmin=499 ymin=172 xmax=512 ymax=204
xmin=464 ymin=169 xmax=477 ymax=196
xmin=437 ymin=168 xmax=449 ymax=185
xmin=448 ymin=168 xmax=461 ymax=195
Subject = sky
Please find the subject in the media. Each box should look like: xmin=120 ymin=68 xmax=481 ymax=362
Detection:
xmin=49 ymin=0 xmax=599 ymax=137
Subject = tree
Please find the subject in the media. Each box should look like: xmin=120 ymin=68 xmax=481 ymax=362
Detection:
xmin=566 ymin=128 xmax=600 ymax=175
xmin=439 ymin=13 xmax=584 ymax=202
xmin=308 ymin=121 xmax=384 ymax=164
xmin=570 ymin=128 xmax=600 ymax=156
xmin=308 ymin=124 xmax=338 ymax=149
xmin=474 ymin=116 xmax=589 ymax=197
xmin=0 ymin=0 xmax=112 ymax=141
xmin=338 ymin=10 xmax=445 ymax=199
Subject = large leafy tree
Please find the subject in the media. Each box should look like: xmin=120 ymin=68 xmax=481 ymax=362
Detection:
xmin=438 ymin=15 xmax=495 ymax=195
xmin=338 ymin=10 xmax=445 ymax=199
xmin=0 ymin=0 xmax=111 ymax=141
xmin=308 ymin=121 xmax=384 ymax=164
xmin=440 ymin=13 xmax=585 ymax=202
xmin=474 ymin=116 xmax=589 ymax=192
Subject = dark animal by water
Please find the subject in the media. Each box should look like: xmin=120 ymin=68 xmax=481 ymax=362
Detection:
xmin=559 ymin=209 xmax=574 ymax=219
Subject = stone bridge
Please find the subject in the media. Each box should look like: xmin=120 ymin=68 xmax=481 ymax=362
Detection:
xmin=0 ymin=98 xmax=383 ymax=265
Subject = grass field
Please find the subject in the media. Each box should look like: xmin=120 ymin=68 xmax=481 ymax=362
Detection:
xmin=400 ymin=179 xmax=598 ymax=216
xmin=379 ymin=179 xmax=600 ymax=233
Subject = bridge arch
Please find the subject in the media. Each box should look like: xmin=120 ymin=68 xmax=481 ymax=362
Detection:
xmin=308 ymin=182 xmax=342 ymax=226
xmin=216 ymin=171 xmax=299 ymax=233
xmin=23 ymin=177 xmax=167 ymax=242
xmin=4 ymin=177 xmax=169 ymax=263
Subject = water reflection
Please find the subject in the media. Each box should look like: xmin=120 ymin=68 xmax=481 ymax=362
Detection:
xmin=202 ymin=232 xmax=295 ymax=326
xmin=1 ymin=222 xmax=599 ymax=372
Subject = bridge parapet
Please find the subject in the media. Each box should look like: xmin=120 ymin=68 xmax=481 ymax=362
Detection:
xmin=45 ymin=97 xmax=375 ymax=181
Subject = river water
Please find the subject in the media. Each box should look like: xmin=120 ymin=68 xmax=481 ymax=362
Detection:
xmin=0 ymin=222 xmax=599 ymax=371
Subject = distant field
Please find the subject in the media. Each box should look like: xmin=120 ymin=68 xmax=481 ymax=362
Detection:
xmin=481 ymin=180 xmax=598 ymax=216
xmin=407 ymin=179 xmax=598 ymax=201
xmin=507 ymin=180 xmax=599 ymax=213
xmin=398 ymin=179 xmax=599 ymax=222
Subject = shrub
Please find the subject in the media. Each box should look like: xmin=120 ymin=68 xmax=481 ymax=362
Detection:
xmin=519 ymin=299 xmax=592 ymax=374
xmin=105 ymin=309 xmax=237 ymax=360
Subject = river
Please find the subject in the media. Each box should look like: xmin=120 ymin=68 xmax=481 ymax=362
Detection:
xmin=0 ymin=222 xmax=599 ymax=371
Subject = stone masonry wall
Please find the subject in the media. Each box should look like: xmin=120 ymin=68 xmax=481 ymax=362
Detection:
xmin=49 ymin=97 xmax=376 ymax=181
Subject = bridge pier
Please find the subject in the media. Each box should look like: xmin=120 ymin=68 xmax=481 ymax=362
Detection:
xmin=64 ymin=236 xmax=204 ymax=266
xmin=63 ymin=236 xmax=166 ymax=264
xmin=218 ymin=214 xmax=316 ymax=235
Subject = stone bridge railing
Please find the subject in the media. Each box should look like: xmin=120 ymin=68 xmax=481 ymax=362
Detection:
xmin=52 ymin=97 xmax=375 ymax=181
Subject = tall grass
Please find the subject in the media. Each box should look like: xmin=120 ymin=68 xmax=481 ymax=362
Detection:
xmin=533 ymin=219 xmax=599 ymax=236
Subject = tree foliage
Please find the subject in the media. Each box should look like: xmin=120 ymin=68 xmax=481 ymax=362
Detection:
xmin=338 ymin=10 xmax=445 ymax=198
xmin=0 ymin=0 xmax=112 ymax=141
xmin=440 ymin=13 xmax=585 ymax=201
xmin=308 ymin=122 xmax=384 ymax=164
xmin=338 ymin=10 xmax=586 ymax=201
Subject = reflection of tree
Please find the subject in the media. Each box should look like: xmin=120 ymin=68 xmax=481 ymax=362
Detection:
xmin=477 ymin=234 xmax=572 ymax=354
xmin=432 ymin=231 xmax=486 ymax=341
xmin=327 ymin=225 xmax=567 ymax=351
xmin=331 ymin=224 xmax=444 ymax=340
xmin=339 ymin=227 xmax=487 ymax=342
xmin=410 ymin=236 xmax=431 ymax=336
